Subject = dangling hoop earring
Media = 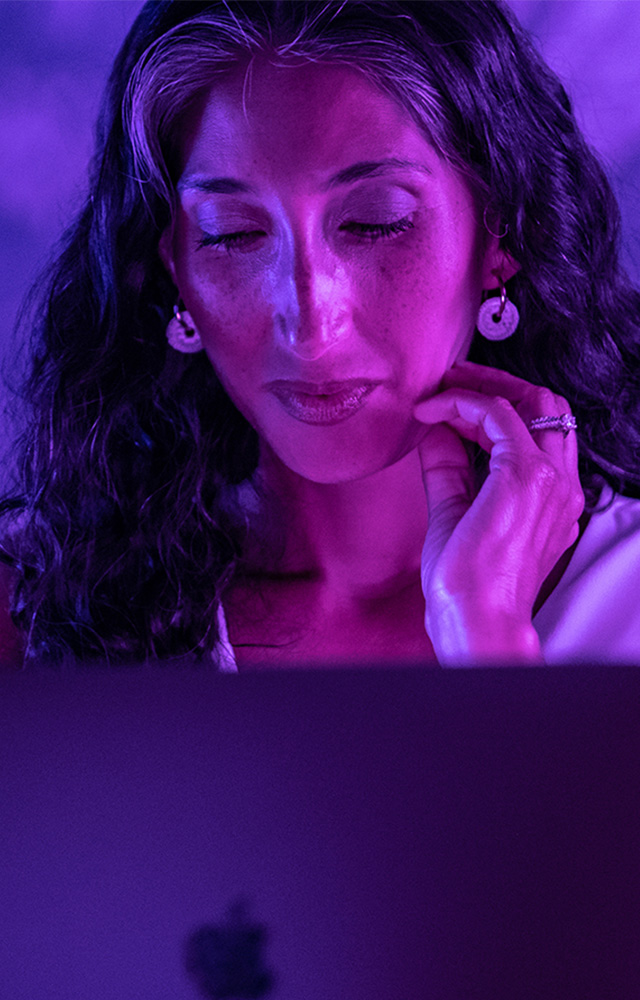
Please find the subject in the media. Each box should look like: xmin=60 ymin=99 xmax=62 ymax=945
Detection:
xmin=476 ymin=279 xmax=520 ymax=341
xmin=166 ymin=302 xmax=204 ymax=353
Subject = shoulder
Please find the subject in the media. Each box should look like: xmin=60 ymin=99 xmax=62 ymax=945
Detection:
xmin=0 ymin=563 xmax=25 ymax=670
xmin=577 ymin=487 xmax=640 ymax=563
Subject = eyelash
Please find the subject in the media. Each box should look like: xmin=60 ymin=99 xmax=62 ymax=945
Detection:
xmin=196 ymin=216 xmax=415 ymax=250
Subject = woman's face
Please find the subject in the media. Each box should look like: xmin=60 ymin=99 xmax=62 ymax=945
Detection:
xmin=161 ymin=59 xmax=507 ymax=483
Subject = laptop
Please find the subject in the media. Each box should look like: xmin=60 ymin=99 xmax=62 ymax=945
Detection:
xmin=2 ymin=665 xmax=639 ymax=999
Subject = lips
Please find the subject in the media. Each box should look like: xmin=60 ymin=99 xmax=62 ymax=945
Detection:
xmin=267 ymin=378 xmax=379 ymax=395
xmin=267 ymin=378 xmax=380 ymax=425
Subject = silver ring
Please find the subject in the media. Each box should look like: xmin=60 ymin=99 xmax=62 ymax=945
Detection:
xmin=527 ymin=413 xmax=578 ymax=438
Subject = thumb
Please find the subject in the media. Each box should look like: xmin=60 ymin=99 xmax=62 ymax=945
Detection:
xmin=417 ymin=424 xmax=475 ymax=598
xmin=417 ymin=423 xmax=474 ymax=521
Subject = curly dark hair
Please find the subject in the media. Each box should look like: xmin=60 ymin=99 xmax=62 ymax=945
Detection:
xmin=2 ymin=0 xmax=639 ymax=664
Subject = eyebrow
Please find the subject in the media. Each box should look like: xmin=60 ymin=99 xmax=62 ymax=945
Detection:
xmin=178 ymin=158 xmax=431 ymax=195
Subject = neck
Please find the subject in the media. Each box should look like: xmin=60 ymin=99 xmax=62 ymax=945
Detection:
xmin=246 ymin=444 xmax=428 ymax=602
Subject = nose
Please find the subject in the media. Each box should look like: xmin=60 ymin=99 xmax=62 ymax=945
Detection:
xmin=273 ymin=241 xmax=349 ymax=361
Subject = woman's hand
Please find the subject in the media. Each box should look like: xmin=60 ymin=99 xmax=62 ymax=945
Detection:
xmin=414 ymin=360 xmax=585 ymax=666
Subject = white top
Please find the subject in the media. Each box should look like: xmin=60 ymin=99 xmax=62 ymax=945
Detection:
xmin=533 ymin=484 xmax=640 ymax=664
xmin=213 ymin=484 xmax=640 ymax=670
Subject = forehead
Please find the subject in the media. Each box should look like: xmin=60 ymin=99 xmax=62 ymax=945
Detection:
xmin=177 ymin=58 xmax=434 ymax=184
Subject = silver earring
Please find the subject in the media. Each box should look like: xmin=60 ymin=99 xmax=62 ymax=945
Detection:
xmin=166 ymin=303 xmax=204 ymax=353
xmin=482 ymin=204 xmax=509 ymax=240
xmin=476 ymin=281 xmax=519 ymax=341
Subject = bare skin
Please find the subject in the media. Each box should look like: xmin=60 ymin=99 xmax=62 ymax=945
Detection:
xmin=225 ymin=445 xmax=438 ymax=668
xmin=222 ymin=459 xmax=588 ymax=670
xmin=160 ymin=59 xmax=585 ymax=668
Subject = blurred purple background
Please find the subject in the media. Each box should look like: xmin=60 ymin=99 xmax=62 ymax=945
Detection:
xmin=1 ymin=0 xmax=640 ymax=389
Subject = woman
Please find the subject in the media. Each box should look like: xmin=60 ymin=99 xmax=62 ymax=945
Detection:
xmin=1 ymin=0 xmax=639 ymax=669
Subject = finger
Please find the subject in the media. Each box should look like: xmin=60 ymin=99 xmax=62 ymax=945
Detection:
xmin=443 ymin=360 xmax=539 ymax=405
xmin=417 ymin=424 xmax=474 ymax=588
xmin=444 ymin=362 xmax=578 ymax=466
xmin=444 ymin=365 xmax=579 ymax=482
xmin=416 ymin=389 xmax=584 ymax=540
xmin=414 ymin=389 xmax=536 ymax=459
xmin=417 ymin=423 xmax=474 ymax=516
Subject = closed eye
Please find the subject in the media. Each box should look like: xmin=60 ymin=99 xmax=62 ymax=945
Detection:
xmin=196 ymin=230 xmax=266 ymax=250
xmin=340 ymin=217 xmax=415 ymax=240
xmin=196 ymin=215 xmax=415 ymax=252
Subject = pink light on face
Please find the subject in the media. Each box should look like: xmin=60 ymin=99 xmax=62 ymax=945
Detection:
xmin=160 ymin=58 xmax=504 ymax=485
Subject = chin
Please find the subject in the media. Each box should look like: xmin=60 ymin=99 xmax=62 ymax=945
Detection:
xmin=263 ymin=421 xmax=423 ymax=486
xmin=282 ymin=457 xmax=387 ymax=485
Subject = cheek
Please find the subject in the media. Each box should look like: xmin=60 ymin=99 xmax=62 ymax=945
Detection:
xmin=171 ymin=218 xmax=269 ymax=343
xmin=362 ymin=233 xmax=484 ymax=381
xmin=364 ymin=245 xmax=440 ymax=346
xmin=397 ymin=224 xmax=483 ymax=321
xmin=178 ymin=259 xmax=269 ymax=366
xmin=198 ymin=303 xmax=265 ymax=388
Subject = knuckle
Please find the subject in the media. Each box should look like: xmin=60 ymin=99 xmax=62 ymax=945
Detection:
xmin=567 ymin=520 xmax=581 ymax=546
xmin=530 ymin=386 xmax=557 ymax=409
xmin=523 ymin=457 xmax=560 ymax=501
xmin=527 ymin=455 xmax=559 ymax=492
xmin=498 ymin=453 xmax=558 ymax=496
xmin=570 ymin=486 xmax=586 ymax=519
xmin=527 ymin=387 xmax=573 ymax=425
xmin=491 ymin=395 xmax=514 ymax=417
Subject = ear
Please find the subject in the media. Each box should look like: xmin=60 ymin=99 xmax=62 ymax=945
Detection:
xmin=482 ymin=245 xmax=521 ymax=289
xmin=158 ymin=226 xmax=178 ymax=286
xmin=480 ymin=217 xmax=521 ymax=289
